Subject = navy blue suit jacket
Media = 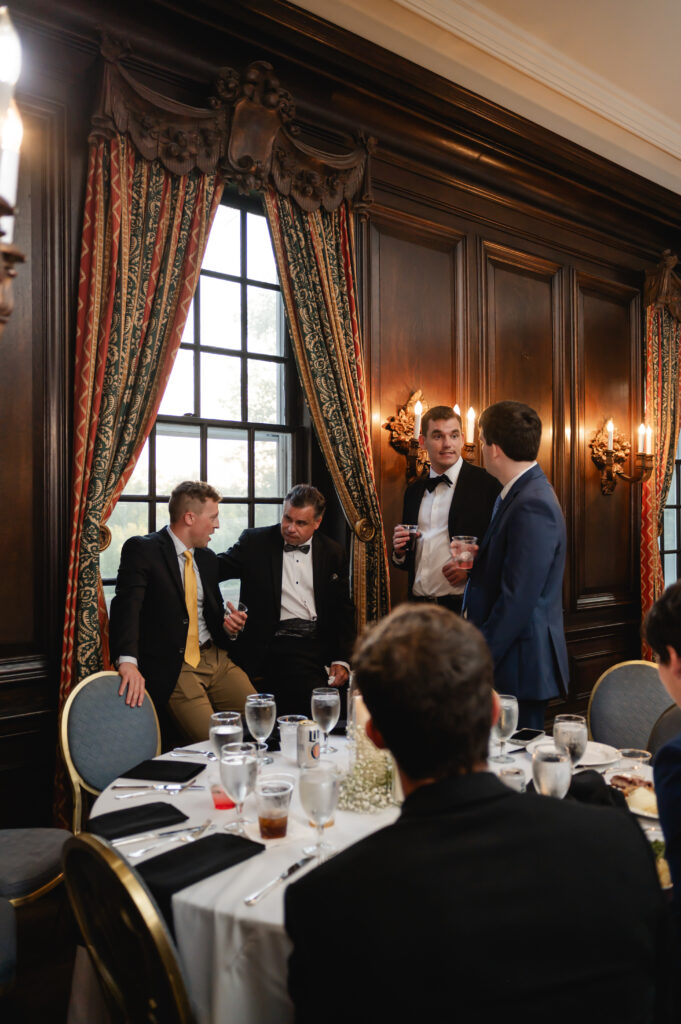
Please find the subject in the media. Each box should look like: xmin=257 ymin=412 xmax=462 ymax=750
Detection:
xmin=654 ymin=732 xmax=681 ymax=931
xmin=466 ymin=463 xmax=568 ymax=701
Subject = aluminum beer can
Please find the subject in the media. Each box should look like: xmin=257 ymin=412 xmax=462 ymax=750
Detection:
xmin=296 ymin=720 xmax=320 ymax=767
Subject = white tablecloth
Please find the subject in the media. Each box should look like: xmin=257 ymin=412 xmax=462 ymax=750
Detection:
xmin=91 ymin=739 xmax=399 ymax=1024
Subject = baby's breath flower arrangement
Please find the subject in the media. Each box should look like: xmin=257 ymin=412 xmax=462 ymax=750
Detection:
xmin=338 ymin=724 xmax=396 ymax=813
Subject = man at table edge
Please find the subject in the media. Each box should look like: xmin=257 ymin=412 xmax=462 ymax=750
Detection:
xmin=285 ymin=604 xmax=670 ymax=1021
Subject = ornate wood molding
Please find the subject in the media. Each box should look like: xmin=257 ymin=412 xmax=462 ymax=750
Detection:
xmin=90 ymin=37 xmax=373 ymax=213
xmin=644 ymin=250 xmax=681 ymax=321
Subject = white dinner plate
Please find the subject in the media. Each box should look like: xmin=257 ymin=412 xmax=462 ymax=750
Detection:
xmin=525 ymin=738 xmax=620 ymax=768
xmin=604 ymin=770 xmax=659 ymax=820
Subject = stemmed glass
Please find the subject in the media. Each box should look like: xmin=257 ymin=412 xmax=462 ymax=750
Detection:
xmin=245 ymin=693 xmax=277 ymax=766
xmin=490 ymin=694 xmax=519 ymax=764
xmin=220 ymin=742 xmax=257 ymax=834
xmin=552 ymin=714 xmax=588 ymax=770
xmin=311 ymin=687 xmax=341 ymax=755
xmin=209 ymin=712 xmax=243 ymax=758
xmin=299 ymin=764 xmax=340 ymax=863
xmin=532 ymin=744 xmax=572 ymax=799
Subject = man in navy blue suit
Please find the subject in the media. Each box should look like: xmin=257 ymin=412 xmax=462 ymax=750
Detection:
xmin=464 ymin=401 xmax=568 ymax=728
xmin=646 ymin=582 xmax=681 ymax=936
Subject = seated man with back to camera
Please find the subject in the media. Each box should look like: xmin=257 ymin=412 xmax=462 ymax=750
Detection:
xmin=219 ymin=484 xmax=355 ymax=715
xmin=285 ymin=603 xmax=671 ymax=1023
xmin=109 ymin=480 xmax=255 ymax=739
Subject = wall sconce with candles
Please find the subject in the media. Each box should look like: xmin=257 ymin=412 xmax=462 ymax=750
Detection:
xmin=0 ymin=6 xmax=24 ymax=336
xmin=383 ymin=391 xmax=478 ymax=484
xmin=589 ymin=418 xmax=654 ymax=495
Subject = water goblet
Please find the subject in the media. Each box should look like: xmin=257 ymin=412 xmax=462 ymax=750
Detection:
xmin=532 ymin=743 xmax=572 ymax=799
xmin=299 ymin=763 xmax=341 ymax=863
xmin=490 ymin=694 xmax=519 ymax=764
xmin=311 ymin=687 xmax=341 ymax=754
xmin=245 ymin=693 xmax=277 ymax=766
xmin=552 ymin=714 xmax=588 ymax=769
xmin=220 ymin=743 xmax=257 ymax=834
xmin=617 ymin=748 xmax=652 ymax=776
xmin=209 ymin=711 xmax=243 ymax=758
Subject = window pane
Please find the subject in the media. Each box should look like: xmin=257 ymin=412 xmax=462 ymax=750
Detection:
xmin=665 ymin=553 xmax=678 ymax=586
xmin=202 ymin=204 xmax=240 ymax=277
xmin=247 ymin=286 xmax=283 ymax=356
xmin=207 ymin=427 xmax=248 ymax=498
xmin=103 ymin=583 xmax=115 ymax=615
xmin=100 ymin=500 xmax=149 ymax=581
xmin=671 ymin=466 xmax=678 ymax=503
xmin=159 ymin=348 xmax=195 ymax=417
xmin=155 ymin=502 xmax=169 ymax=532
xmin=123 ymin=439 xmax=149 ymax=496
xmin=200 ymin=277 xmax=241 ymax=351
xmin=664 ymin=508 xmax=677 ymax=552
xmin=254 ymin=431 xmax=291 ymax=497
xmin=254 ymin=503 xmax=282 ymax=529
xmin=201 ymin=353 xmax=242 ymax=420
xmin=180 ymin=300 xmax=194 ymax=346
xmin=156 ymin=423 xmax=201 ymax=495
xmin=219 ymin=578 xmax=241 ymax=609
xmin=246 ymin=212 xmax=277 ymax=285
xmin=248 ymin=359 xmax=283 ymax=424
xmin=212 ymin=503 xmax=248 ymax=552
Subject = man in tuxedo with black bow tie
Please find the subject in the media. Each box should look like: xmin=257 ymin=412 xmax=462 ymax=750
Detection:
xmin=392 ymin=405 xmax=500 ymax=614
xmin=219 ymin=484 xmax=355 ymax=714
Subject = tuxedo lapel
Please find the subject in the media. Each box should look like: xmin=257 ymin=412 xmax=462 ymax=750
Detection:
xmin=270 ymin=526 xmax=284 ymax=617
xmin=312 ymin=533 xmax=327 ymax=612
xmin=159 ymin=528 xmax=185 ymax=602
xmin=448 ymin=459 xmax=469 ymax=534
xmin=405 ymin=478 xmax=427 ymax=523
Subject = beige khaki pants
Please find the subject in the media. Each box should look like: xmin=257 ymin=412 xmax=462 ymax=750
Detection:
xmin=167 ymin=643 xmax=255 ymax=742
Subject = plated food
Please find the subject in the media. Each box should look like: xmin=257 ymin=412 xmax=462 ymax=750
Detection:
xmin=608 ymin=773 xmax=658 ymax=817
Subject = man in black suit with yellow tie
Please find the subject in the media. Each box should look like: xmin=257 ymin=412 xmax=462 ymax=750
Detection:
xmin=109 ymin=480 xmax=254 ymax=740
xmin=392 ymin=405 xmax=500 ymax=614
xmin=285 ymin=604 xmax=671 ymax=1021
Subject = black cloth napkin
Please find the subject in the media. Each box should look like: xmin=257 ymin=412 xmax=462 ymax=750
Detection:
xmin=118 ymin=759 xmax=205 ymax=782
xmin=88 ymin=801 xmax=189 ymax=841
xmin=526 ymin=770 xmax=628 ymax=810
xmin=138 ymin=832 xmax=264 ymax=932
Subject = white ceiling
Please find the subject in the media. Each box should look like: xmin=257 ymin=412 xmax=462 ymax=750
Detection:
xmin=289 ymin=0 xmax=681 ymax=195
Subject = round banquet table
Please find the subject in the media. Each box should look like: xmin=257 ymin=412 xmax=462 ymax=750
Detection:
xmin=90 ymin=738 xmax=399 ymax=1024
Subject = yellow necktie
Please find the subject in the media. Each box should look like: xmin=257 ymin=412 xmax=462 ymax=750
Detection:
xmin=183 ymin=550 xmax=200 ymax=668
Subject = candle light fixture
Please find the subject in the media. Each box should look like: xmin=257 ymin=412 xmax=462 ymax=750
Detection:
xmin=384 ymin=392 xmax=478 ymax=483
xmin=589 ymin=418 xmax=654 ymax=494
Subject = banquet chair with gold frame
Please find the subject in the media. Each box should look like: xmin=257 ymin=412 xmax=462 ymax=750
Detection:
xmin=62 ymin=833 xmax=195 ymax=1024
xmin=60 ymin=670 xmax=161 ymax=833
xmin=587 ymin=660 xmax=672 ymax=750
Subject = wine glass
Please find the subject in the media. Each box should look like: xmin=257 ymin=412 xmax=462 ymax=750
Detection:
xmin=311 ymin=687 xmax=341 ymax=754
xmin=552 ymin=714 xmax=588 ymax=769
xmin=209 ymin=712 xmax=243 ymax=757
xmin=245 ymin=693 xmax=277 ymax=766
xmin=532 ymin=743 xmax=571 ymax=799
xmin=299 ymin=764 xmax=340 ymax=863
xmin=220 ymin=743 xmax=257 ymax=834
xmin=490 ymin=694 xmax=519 ymax=764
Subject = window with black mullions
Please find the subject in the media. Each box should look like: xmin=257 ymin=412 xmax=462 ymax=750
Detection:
xmin=661 ymin=433 xmax=681 ymax=586
xmin=101 ymin=193 xmax=297 ymax=610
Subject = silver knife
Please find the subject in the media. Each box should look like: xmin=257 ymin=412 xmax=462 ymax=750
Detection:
xmin=243 ymin=855 xmax=315 ymax=906
xmin=111 ymin=823 xmax=208 ymax=847
xmin=171 ymin=748 xmax=217 ymax=761
xmin=112 ymin=784 xmax=206 ymax=791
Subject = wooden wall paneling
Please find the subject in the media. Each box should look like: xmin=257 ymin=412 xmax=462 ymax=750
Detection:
xmin=574 ymin=273 xmax=641 ymax=613
xmin=367 ymin=208 xmax=465 ymax=606
xmin=480 ymin=240 xmax=564 ymax=484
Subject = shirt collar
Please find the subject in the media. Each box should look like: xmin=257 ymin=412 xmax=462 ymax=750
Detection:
xmin=500 ymin=461 xmax=537 ymax=500
xmin=428 ymin=457 xmax=463 ymax=487
xmin=167 ymin=524 xmax=194 ymax=557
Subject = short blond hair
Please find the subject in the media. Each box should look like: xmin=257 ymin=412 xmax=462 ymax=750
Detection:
xmin=168 ymin=481 xmax=220 ymax=522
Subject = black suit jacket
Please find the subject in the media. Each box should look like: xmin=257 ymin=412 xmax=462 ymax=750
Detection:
xmin=396 ymin=460 xmax=501 ymax=597
xmin=217 ymin=525 xmax=355 ymax=679
xmin=108 ymin=528 xmax=231 ymax=707
xmin=286 ymin=773 xmax=671 ymax=1023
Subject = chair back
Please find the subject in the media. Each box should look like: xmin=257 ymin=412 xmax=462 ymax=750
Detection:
xmin=587 ymin=660 xmax=672 ymax=750
xmin=648 ymin=703 xmax=681 ymax=757
xmin=60 ymin=671 xmax=160 ymax=831
xmin=62 ymin=833 xmax=194 ymax=1024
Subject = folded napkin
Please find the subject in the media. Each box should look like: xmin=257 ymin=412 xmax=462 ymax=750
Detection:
xmin=118 ymin=759 xmax=204 ymax=783
xmin=138 ymin=833 xmax=264 ymax=931
xmin=88 ymin=801 xmax=189 ymax=841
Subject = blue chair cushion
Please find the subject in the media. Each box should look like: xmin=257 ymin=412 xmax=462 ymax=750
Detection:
xmin=67 ymin=673 xmax=158 ymax=791
xmin=0 ymin=828 xmax=71 ymax=901
xmin=0 ymin=898 xmax=15 ymax=988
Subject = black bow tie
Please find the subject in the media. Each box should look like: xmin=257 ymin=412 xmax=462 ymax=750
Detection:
xmin=284 ymin=543 xmax=310 ymax=553
xmin=425 ymin=474 xmax=452 ymax=493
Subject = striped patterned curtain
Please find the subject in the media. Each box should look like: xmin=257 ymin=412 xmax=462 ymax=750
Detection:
xmin=264 ymin=187 xmax=390 ymax=626
xmin=58 ymin=135 xmax=222 ymax=781
xmin=641 ymin=304 xmax=681 ymax=655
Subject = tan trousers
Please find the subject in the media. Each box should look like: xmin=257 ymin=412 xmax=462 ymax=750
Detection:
xmin=167 ymin=643 xmax=255 ymax=742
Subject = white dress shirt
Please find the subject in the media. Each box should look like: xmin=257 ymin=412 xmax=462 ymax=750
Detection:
xmin=413 ymin=459 xmax=465 ymax=597
xmin=280 ymin=545 xmax=317 ymax=621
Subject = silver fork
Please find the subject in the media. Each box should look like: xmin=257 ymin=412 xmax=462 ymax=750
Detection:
xmin=128 ymin=818 xmax=213 ymax=858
